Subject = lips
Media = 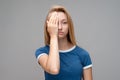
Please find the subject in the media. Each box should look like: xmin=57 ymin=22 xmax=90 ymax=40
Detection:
xmin=58 ymin=32 xmax=64 ymax=35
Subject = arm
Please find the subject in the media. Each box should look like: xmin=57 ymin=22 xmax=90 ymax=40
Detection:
xmin=83 ymin=67 xmax=93 ymax=80
xmin=38 ymin=36 xmax=59 ymax=74
xmin=38 ymin=12 xmax=60 ymax=74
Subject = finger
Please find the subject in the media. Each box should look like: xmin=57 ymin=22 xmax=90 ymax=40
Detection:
xmin=48 ymin=12 xmax=55 ymax=20
xmin=47 ymin=20 xmax=49 ymax=26
xmin=47 ymin=20 xmax=50 ymax=27
xmin=54 ymin=14 xmax=58 ymax=26
xmin=49 ymin=14 xmax=54 ymax=24
xmin=52 ymin=13 xmax=57 ymax=24
xmin=48 ymin=12 xmax=57 ymax=25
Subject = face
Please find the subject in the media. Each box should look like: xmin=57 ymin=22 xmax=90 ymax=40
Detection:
xmin=57 ymin=12 xmax=69 ymax=39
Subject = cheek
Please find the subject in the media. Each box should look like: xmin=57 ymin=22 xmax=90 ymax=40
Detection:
xmin=64 ymin=26 xmax=69 ymax=34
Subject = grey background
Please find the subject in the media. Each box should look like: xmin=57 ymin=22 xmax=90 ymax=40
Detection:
xmin=0 ymin=0 xmax=120 ymax=80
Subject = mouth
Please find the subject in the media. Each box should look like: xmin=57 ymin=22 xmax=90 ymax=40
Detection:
xmin=58 ymin=32 xmax=64 ymax=35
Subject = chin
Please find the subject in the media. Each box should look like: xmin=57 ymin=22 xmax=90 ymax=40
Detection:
xmin=58 ymin=35 xmax=66 ymax=39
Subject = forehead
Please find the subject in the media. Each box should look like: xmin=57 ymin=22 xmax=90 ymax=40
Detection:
xmin=48 ymin=11 xmax=67 ymax=20
xmin=57 ymin=12 xmax=67 ymax=20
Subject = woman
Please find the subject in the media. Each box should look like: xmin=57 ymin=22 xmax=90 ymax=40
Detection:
xmin=35 ymin=5 xmax=93 ymax=80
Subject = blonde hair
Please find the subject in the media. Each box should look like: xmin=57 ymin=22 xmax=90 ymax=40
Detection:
xmin=44 ymin=5 xmax=76 ymax=45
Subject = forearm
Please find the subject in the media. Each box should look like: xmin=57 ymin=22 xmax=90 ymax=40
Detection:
xmin=46 ymin=36 xmax=60 ymax=74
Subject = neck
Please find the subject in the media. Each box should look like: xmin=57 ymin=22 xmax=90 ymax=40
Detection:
xmin=58 ymin=38 xmax=74 ymax=50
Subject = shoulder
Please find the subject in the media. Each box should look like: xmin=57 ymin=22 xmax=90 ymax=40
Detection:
xmin=36 ymin=45 xmax=49 ymax=52
xmin=74 ymin=45 xmax=91 ymax=61
xmin=75 ymin=45 xmax=89 ymax=56
xmin=35 ymin=45 xmax=49 ymax=58
xmin=75 ymin=45 xmax=92 ymax=67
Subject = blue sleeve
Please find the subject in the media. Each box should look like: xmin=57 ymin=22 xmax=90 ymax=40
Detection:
xmin=80 ymin=50 xmax=92 ymax=69
xmin=35 ymin=45 xmax=49 ymax=59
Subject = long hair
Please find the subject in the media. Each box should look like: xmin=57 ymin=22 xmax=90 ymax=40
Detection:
xmin=44 ymin=5 xmax=76 ymax=45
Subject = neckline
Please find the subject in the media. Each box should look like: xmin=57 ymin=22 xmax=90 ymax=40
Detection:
xmin=59 ymin=45 xmax=76 ymax=53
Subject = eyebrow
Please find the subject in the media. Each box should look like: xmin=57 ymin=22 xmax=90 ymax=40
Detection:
xmin=61 ymin=19 xmax=67 ymax=21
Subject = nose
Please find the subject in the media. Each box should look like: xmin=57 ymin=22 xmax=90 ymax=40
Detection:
xmin=58 ymin=22 xmax=62 ymax=30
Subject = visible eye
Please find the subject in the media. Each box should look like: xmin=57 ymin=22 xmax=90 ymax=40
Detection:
xmin=62 ymin=22 xmax=67 ymax=24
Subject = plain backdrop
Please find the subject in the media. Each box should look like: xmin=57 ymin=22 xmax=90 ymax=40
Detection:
xmin=0 ymin=0 xmax=120 ymax=80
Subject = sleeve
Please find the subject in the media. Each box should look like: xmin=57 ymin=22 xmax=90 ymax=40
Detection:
xmin=35 ymin=46 xmax=48 ymax=62
xmin=81 ymin=50 xmax=92 ymax=69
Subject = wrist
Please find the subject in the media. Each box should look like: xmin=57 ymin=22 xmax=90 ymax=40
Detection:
xmin=50 ymin=35 xmax=58 ymax=39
